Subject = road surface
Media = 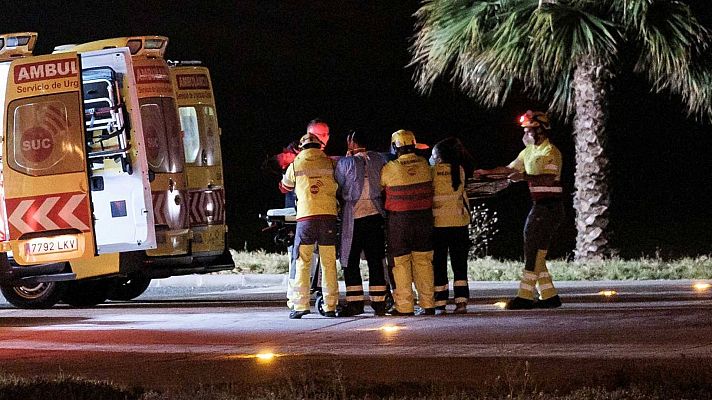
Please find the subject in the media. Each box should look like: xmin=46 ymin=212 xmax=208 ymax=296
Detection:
xmin=1 ymin=278 xmax=711 ymax=392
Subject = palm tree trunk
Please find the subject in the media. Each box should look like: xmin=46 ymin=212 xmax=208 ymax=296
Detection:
xmin=572 ymin=56 xmax=612 ymax=261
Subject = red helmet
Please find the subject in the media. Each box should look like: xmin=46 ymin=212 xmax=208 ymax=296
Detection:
xmin=519 ymin=110 xmax=551 ymax=130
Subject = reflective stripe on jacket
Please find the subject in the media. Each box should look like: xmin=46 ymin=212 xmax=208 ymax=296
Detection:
xmin=511 ymin=139 xmax=563 ymax=201
xmin=381 ymin=153 xmax=433 ymax=212
xmin=432 ymin=164 xmax=470 ymax=227
xmin=282 ymin=148 xmax=338 ymax=219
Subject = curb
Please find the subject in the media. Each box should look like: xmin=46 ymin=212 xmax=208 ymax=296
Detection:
xmin=150 ymin=274 xmax=288 ymax=289
xmin=149 ymin=274 xmax=708 ymax=291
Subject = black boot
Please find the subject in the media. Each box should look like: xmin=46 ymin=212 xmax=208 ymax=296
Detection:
xmin=537 ymin=295 xmax=562 ymax=309
xmin=371 ymin=302 xmax=387 ymax=316
xmin=415 ymin=307 xmax=435 ymax=316
xmin=289 ymin=310 xmax=311 ymax=319
xmin=504 ymin=296 xmax=535 ymax=310
xmin=387 ymin=308 xmax=414 ymax=316
xmin=337 ymin=303 xmax=365 ymax=317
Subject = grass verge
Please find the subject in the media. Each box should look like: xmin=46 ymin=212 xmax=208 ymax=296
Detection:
xmin=227 ymin=250 xmax=712 ymax=280
xmin=2 ymin=371 xmax=712 ymax=400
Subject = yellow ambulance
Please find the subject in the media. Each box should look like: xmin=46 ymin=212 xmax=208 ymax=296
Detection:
xmin=0 ymin=33 xmax=157 ymax=307
xmin=54 ymin=37 xmax=233 ymax=301
xmin=169 ymin=62 xmax=232 ymax=271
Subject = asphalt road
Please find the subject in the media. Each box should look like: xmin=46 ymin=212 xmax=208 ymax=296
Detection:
xmin=1 ymin=278 xmax=711 ymax=392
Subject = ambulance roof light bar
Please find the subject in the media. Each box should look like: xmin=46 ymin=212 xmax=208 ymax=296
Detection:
xmin=0 ymin=32 xmax=38 ymax=61
xmin=53 ymin=36 xmax=168 ymax=58
xmin=126 ymin=36 xmax=168 ymax=58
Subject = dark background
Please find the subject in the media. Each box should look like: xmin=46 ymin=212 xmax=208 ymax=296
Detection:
xmin=7 ymin=0 xmax=712 ymax=260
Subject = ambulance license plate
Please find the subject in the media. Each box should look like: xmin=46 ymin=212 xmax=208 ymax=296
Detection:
xmin=25 ymin=236 xmax=78 ymax=256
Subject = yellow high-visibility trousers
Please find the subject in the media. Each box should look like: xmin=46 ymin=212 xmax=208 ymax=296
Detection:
xmin=516 ymin=270 xmax=538 ymax=300
xmin=534 ymin=250 xmax=558 ymax=300
xmin=290 ymin=244 xmax=338 ymax=312
xmin=317 ymin=245 xmax=338 ymax=312
xmin=391 ymin=254 xmax=415 ymax=313
xmin=392 ymin=251 xmax=435 ymax=312
xmin=412 ymin=250 xmax=435 ymax=309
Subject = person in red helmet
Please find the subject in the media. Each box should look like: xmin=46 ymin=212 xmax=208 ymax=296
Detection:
xmin=475 ymin=110 xmax=564 ymax=310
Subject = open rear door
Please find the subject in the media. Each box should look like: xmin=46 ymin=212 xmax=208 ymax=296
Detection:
xmin=78 ymin=48 xmax=155 ymax=254
xmin=3 ymin=53 xmax=95 ymax=265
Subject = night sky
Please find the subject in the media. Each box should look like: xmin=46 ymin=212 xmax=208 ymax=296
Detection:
xmin=6 ymin=1 xmax=712 ymax=260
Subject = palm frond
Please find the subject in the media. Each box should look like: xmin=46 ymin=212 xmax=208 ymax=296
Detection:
xmin=411 ymin=0 xmax=503 ymax=92
xmin=617 ymin=0 xmax=712 ymax=119
xmin=410 ymin=0 xmax=712 ymax=121
xmin=454 ymin=2 xmax=536 ymax=107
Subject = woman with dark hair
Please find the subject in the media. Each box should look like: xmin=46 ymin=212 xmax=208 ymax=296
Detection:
xmin=430 ymin=137 xmax=472 ymax=314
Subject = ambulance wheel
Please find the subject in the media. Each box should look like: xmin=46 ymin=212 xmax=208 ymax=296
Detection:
xmin=62 ymin=279 xmax=112 ymax=308
xmin=0 ymin=282 xmax=66 ymax=309
xmin=385 ymin=291 xmax=394 ymax=311
xmin=315 ymin=292 xmax=326 ymax=316
xmin=107 ymin=275 xmax=151 ymax=301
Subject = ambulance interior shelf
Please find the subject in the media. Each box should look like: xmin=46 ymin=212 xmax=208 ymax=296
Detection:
xmin=82 ymin=67 xmax=132 ymax=173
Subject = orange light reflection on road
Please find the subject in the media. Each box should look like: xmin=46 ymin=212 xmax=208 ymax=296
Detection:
xmin=223 ymin=352 xmax=282 ymax=363
xmin=598 ymin=290 xmax=617 ymax=297
xmin=380 ymin=325 xmax=400 ymax=333
xmin=693 ymin=282 xmax=711 ymax=292
xmin=255 ymin=352 xmax=276 ymax=363
xmin=494 ymin=301 xmax=507 ymax=309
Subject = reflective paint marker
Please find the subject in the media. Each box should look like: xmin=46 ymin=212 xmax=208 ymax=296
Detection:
xmin=255 ymin=352 xmax=277 ymax=362
xmin=380 ymin=325 xmax=401 ymax=333
xmin=693 ymin=282 xmax=711 ymax=292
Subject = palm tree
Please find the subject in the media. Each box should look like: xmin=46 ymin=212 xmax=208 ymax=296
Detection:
xmin=410 ymin=0 xmax=712 ymax=260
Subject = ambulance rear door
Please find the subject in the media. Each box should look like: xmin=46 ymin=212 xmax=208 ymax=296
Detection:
xmin=3 ymin=53 xmax=95 ymax=264
xmin=79 ymin=48 xmax=156 ymax=254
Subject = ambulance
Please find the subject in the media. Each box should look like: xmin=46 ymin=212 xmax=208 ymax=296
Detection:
xmin=0 ymin=32 xmax=157 ymax=307
xmin=169 ymin=62 xmax=232 ymax=271
xmin=55 ymin=37 xmax=233 ymax=301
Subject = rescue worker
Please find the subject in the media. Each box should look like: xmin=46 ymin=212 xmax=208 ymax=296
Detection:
xmin=475 ymin=110 xmax=564 ymax=309
xmin=430 ymin=137 xmax=472 ymax=315
xmin=334 ymin=129 xmax=389 ymax=317
xmin=272 ymin=119 xmax=330 ymax=310
xmin=280 ymin=133 xmax=339 ymax=319
xmin=381 ymin=130 xmax=435 ymax=316
xmin=274 ymin=119 xmax=331 ymax=207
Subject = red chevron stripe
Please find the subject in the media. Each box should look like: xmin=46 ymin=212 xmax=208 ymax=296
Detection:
xmin=152 ymin=192 xmax=167 ymax=225
xmin=187 ymin=188 xmax=225 ymax=226
xmin=5 ymin=192 xmax=91 ymax=238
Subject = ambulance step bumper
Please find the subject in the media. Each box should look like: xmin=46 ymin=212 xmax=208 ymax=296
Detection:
xmin=19 ymin=273 xmax=77 ymax=286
